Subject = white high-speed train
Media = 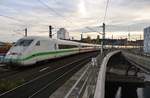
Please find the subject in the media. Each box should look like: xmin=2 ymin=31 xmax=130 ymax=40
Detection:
xmin=5 ymin=36 xmax=100 ymax=66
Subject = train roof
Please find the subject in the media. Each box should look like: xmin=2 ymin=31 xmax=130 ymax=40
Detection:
xmin=20 ymin=36 xmax=100 ymax=46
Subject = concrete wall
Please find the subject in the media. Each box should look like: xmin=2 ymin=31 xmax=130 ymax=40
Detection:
xmin=144 ymin=27 xmax=150 ymax=53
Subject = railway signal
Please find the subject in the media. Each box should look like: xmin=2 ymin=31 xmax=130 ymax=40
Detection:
xmin=25 ymin=28 xmax=27 ymax=37
xmin=49 ymin=25 xmax=53 ymax=38
xmin=100 ymin=23 xmax=106 ymax=55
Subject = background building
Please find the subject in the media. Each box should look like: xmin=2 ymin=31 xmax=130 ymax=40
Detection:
xmin=57 ymin=28 xmax=70 ymax=40
xmin=144 ymin=26 xmax=150 ymax=53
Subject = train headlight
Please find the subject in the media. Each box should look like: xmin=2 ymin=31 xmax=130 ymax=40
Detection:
xmin=9 ymin=52 xmax=22 ymax=56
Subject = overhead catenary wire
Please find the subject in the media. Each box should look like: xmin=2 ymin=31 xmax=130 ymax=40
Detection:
xmin=37 ymin=0 xmax=102 ymax=34
xmin=38 ymin=0 xmax=104 ymax=35
xmin=0 ymin=14 xmax=29 ymax=36
xmin=84 ymin=0 xmax=110 ymax=35
xmin=1 ymin=0 xmax=111 ymax=35
xmin=86 ymin=27 xmax=102 ymax=34
xmin=0 ymin=14 xmax=25 ymax=24
xmin=37 ymin=0 xmax=75 ymax=26
xmin=38 ymin=0 xmax=63 ymax=18
xmin=103 ymin=0 xmax=110 ymax=23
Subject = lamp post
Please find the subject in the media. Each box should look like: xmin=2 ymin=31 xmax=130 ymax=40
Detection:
xmin=101 ymin=23 xmax=105 ymax=55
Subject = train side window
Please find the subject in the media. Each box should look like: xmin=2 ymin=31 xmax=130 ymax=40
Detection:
xmin=58 ymin=44 xmax=77 ymax=49
xmin=36 ymin=41 xmax=40 ymax=46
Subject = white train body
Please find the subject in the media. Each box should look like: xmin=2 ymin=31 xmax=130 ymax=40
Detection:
xmin=5 ymin=36 xmax=100 ymax=66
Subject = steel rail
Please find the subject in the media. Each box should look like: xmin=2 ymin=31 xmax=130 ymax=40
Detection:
xmin=28 ymin=58 xmax=90 ymax=98
xmin=123 ymin=52 xmax=150 ymax=74
xmin=0 ymin=52 xmax=98 ymax=80
xmin=0 ymin=55 xmax=93 ymax=98
xmin=64 ymin=65 xmax=90 ymax=98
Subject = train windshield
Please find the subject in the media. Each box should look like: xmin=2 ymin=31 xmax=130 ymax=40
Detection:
xmin=15 ymin=39 xmax=33 ymax=46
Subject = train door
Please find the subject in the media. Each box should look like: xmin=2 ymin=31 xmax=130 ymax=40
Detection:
xmin=54 ymin=43 xmax=57 ymax=50
xmin=48 ymin=41 xmax=55 ymax=51
xmin=33 ymin=40 xmax=50 ymax=62
xmin=33 ymin=40 xmax=41 ymax=62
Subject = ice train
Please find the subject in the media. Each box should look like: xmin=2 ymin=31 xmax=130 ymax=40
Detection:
xmin=5 ymin=36 xmax=100 ymax=66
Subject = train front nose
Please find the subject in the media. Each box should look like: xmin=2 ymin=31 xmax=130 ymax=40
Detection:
xmin=5 ymin=52 xmax=22 ymax=64
xmin=5 ymin=46 xmax=24 ymax=64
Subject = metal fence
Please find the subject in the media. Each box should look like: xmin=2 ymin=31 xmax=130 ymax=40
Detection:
xmin=64 ymin=50 xmax=120 ymax=98
xmin=64 ymin=53 xmax=104 ymax=98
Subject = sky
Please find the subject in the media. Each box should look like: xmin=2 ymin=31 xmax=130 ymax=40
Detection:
xmin=0 ymin=0 xmax=150 ymax=42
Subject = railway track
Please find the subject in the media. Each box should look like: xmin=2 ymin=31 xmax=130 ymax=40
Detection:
xmin=0 ymin=51 xmax=98 ymax=80
xmin=0 ymin=66 xmax=29 ymax=79
xmin=0 ymin=51 xmax=98 ymax=98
